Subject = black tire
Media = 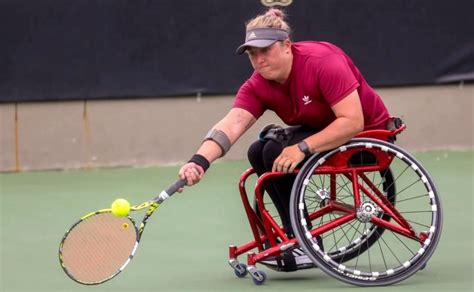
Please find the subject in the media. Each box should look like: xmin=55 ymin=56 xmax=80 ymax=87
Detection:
xmin=290 ymin=138 xmax=442 ymax=286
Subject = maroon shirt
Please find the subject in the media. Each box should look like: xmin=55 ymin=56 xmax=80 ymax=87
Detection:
xmin=233 ymin=41 xmax=390 ymax=130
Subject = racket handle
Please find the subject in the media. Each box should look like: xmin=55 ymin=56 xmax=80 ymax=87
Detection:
xmin=155 ymin=179 xmax=187 ymax=203
xmin=165 ymin=179 xmax=187 ymax=195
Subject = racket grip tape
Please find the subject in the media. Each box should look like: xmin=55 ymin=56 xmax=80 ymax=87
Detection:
xmin=165 ymin=179 xmax=187 ymax=195
xmin=155 ymin=179 xmax=187 ymax=203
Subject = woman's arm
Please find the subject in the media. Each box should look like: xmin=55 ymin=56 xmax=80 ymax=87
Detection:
xmin=196 ymin=108 xmax=257 ymax=163
xmin=273 ymin=89 xmax=363 ymax=173
xmin=179 ymin=108 xmax=256 ymax=186
xmin=304 ymin=89 xmax=364 ymax=152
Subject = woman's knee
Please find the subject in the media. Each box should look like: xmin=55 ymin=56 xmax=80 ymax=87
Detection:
xmin=262 ymin=140 xmax=283 ymax=170
xmin=247 ymin=140 xmax=265 ymax=168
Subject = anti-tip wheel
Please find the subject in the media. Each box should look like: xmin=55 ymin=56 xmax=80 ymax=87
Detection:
xmin=251 ymin=270 xmax=267 ymax=285
xmin=233 ymin=263 xmax=248 ymax=278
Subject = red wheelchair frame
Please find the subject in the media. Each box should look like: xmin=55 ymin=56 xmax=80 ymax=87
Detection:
xmin=228 ymin=121 xmax=441 ymax=286
xmin=229 ymin=124 xmax=406 ymax=262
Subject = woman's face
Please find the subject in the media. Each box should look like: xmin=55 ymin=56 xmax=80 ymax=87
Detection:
xmin=247 ymin=40 xmax=292 ymax=83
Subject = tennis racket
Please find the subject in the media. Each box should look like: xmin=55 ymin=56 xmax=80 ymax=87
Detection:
xmin=58 ymin=179 xmax=186 ymax=285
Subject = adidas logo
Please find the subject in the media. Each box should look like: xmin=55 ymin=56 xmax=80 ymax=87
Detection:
xmin=302 ymin=95 xmax=312 ymax=105
xmin=247 ymin=32 xmax=257 ymax=40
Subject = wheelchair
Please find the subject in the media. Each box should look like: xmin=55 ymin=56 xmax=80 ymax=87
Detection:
xmin=228 ymin=119 xmax=443 ymax=286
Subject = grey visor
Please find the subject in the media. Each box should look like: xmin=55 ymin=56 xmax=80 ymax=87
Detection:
xmin=236 ymin=28 xmax=289 ymax=55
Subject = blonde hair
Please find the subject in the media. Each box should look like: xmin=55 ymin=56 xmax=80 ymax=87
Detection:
xmin=246 ymin=8 xmax=291 ymax=35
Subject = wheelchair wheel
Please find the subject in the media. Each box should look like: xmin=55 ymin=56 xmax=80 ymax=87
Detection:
xmin=321 ymin=167 xmax=396 ymax=263
xmin=290 ymin=138 xmax=442 ymax=286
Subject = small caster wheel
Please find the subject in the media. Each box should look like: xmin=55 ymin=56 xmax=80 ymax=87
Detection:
xmin=233 ymin=263 xmax=248 ymax=278
xmin=251 ymin=270 xmax=267 ymax=285
xmin=419 ymin=262 xmax=427 ymax=270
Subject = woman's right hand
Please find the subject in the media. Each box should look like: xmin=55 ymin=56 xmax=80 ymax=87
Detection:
xmin=177 ymin=162 xmax=205 ymax=192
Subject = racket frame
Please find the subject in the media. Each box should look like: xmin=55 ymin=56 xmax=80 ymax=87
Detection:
xmin=58 ymin=180 xmax=185 ymax=285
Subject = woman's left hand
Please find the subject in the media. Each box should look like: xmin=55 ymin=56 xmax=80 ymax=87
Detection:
xmin=272 ymin=144 xmax=306 ymax=173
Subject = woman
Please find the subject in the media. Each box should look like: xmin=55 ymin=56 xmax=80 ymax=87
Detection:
xmin=178 ymin=8 xmax=390 ymax=270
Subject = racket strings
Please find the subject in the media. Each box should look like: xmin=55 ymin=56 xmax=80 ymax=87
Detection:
xmin=60 ymin=212 xmax=137 ymax=284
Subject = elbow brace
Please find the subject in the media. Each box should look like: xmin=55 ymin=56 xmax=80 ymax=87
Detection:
xmin=203 ymin=129 xmax=232 ymax=157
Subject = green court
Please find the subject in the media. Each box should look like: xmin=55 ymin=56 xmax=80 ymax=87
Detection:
xmin=1 ymin=151 xmax=472 ymax=291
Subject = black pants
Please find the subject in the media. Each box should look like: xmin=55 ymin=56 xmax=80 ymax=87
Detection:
xmin=247 ymin=125 xmax=317 ymax=237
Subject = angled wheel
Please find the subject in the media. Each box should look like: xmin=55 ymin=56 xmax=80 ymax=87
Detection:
xmin=290 ymin=138 xmax=442 ymax=286
xmin=250 ymin=270 xmax=267 ymax=285
xmin=233 ymin=263 xmax=248 ymax=278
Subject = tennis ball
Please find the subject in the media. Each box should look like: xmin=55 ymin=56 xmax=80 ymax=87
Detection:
xmin=111 ymin=198 xmax=130 ymax=217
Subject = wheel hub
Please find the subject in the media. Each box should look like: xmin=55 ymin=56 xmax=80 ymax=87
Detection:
xmin=316 ymin=188 xmax=330 ymax=200
xmin=357 ymin=201 xmax=379 ymax=223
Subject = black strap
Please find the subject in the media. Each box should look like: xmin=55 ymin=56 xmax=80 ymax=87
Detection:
xmin=386 ymin=117 xmax=404 ymax=143
xmin=188 ymin=154 xmax=210 ymax=172
xmin=258 ymin=124 xmax=293 ymax=147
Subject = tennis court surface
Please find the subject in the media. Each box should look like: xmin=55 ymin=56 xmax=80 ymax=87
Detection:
xmin=1 ymin=151 xmax=472 ymax=291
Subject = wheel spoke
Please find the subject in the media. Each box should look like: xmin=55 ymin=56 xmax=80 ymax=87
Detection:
xmin=396 ymin=178 xmax=422 ymax=197
xmin=396 ymin=193 xmax=428 ymax=204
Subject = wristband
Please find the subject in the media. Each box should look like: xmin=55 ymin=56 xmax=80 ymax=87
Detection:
xmin=188 ymin=154 xmax=210 ymax=172
xmin=297 ymin=141 xmax=312 ymax=157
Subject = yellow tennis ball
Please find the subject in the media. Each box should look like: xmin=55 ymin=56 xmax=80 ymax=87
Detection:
xmin=111 ymin=198 xmax=130 ymax=217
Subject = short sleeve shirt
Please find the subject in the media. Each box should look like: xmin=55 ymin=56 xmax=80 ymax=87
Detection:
xmin=233 ymin=41 xmax=390 ymax=130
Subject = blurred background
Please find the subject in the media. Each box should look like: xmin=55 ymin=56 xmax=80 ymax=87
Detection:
xmin=0 ymin=0 xmax=472 ymax=172
xmin=0 ymin=1 xmax=473 ymax=291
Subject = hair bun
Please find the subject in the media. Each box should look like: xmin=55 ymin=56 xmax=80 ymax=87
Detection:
xmin=246 ymin=7 xmax=290 ymax=33
xmin=265 ymin=8 xmax=285 ymax=19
